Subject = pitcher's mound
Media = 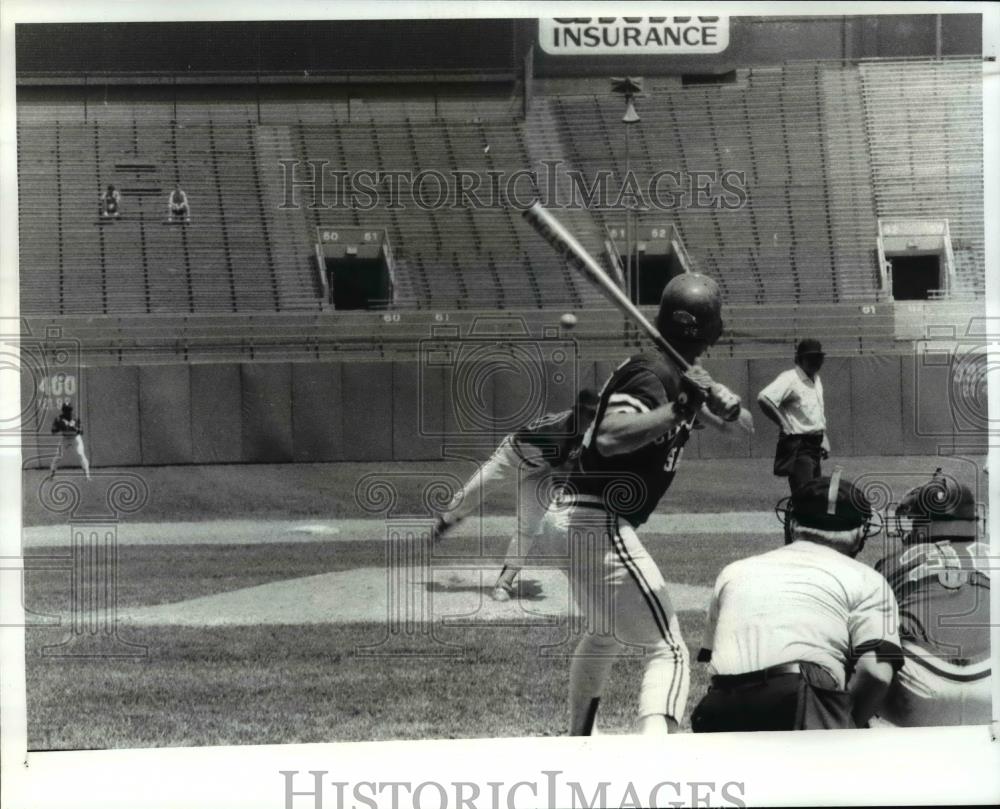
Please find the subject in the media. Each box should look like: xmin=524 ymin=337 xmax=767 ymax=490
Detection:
xmin=115 ymin=565 xmax=711 ymax=626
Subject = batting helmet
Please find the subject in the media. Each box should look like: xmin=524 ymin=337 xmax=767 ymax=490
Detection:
xmin=655 ymin=273 xmax=723 ymax=347
xmin=895 ymin=468 xmax=980 ymax=544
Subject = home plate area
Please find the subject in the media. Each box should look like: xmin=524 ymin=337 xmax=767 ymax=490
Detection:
xmin=113 ymin=564 xmax=712 ymax=627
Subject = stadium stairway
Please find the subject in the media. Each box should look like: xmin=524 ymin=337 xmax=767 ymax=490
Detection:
xmin=254 ymin=125 xmax=323 ymax=310
xmin=522 ymin=99 xmax=610 ymax=309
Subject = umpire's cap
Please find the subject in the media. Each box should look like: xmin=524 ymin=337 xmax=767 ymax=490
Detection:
xmin=655 ymin=273 xmax=723 ymax=346
xmin=790 ymin=475 xmax=872 ymax=532
xmin=795 ymin=338 xmax=824 ymax=359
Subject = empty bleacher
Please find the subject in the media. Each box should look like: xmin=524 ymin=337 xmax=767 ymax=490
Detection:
xmin=538 ymin=64 xmax=887 ymax=305
xmin=859 ymin=59 xmax=985 ymax=297
xmin=17 ymin=58 xmax=984 ymax=318
xmin=292 ymin=118 xmax=591 ymax=310
xmin=17 ymin=118 xmax=323 ymax=316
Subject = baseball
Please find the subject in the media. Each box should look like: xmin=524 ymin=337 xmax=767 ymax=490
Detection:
xmin=560 ymin=312 xmax=578 ymax=328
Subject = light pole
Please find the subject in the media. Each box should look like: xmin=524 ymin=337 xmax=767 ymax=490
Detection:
xmin=612 ymin=77 xmax=643 ymax=302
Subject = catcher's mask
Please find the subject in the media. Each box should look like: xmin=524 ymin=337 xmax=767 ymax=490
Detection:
xmin=776 ymin=470 xmax=882 ymax=555
xmin=893 ymin=468 xmax=983 ymax=545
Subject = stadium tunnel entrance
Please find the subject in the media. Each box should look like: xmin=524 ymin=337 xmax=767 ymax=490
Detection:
xmin=878 ymin=218 xmax=955 ymax=302
xmin=316 ymin=226 xmax=395 ymax=309
xmin=608 ymin=222 xmax=692 ymax=305
xmin=888 ymin=254 xmax=941 ymax=301
xmin=325 ymin=255 xmax=392 ymax=310
xmin=635 ymin=247 xmax=687 ymax=305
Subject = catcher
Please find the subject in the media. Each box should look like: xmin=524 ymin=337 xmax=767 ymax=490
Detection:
xmin=873 ymin=470 xmax=992 ymax=726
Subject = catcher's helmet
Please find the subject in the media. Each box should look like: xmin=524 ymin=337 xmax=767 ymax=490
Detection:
xmin=655 ymin=273 xmax=723 ymax=347
xmin=895 ymin=468 xmax=980 ymax=544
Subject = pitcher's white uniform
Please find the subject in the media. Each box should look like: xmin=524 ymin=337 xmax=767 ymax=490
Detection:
xmin=440 ymin=431 xmax=556 ymax=569
xmin=438 ymin=396 xmax=598 ymax=594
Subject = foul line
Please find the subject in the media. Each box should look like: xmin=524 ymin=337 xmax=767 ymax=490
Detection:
xmin=22 ymin=511 xmax=779 ymax=547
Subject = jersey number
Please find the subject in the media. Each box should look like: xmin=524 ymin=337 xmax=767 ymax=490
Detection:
xmin=901 ymin=542 xmax=991 ymax=589
xmin=663 ymin=446 xmax=682 ymax=472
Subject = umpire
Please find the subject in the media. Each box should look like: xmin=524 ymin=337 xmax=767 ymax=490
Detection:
xmin=758 ymin=339 xmax=829 ymax=494
xmin=691 ymin=475 xmax=903 ymax=731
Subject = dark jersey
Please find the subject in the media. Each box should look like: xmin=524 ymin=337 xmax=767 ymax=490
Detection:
xmin=876 ymin=541 xmax=991 ymax=666
xmin=511 ymin=402 xmax=596 ymax=470
xmin=52 ymin=415 xmax=82 ymax=436
xmin=562 ymin=353 xmax=696 ymax=527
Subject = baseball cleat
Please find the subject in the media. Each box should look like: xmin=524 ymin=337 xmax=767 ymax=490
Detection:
xmin=491 ymin=582 xmax=515 ymax=602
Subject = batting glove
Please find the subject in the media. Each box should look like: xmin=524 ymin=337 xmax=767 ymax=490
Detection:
xmin=706 ymin=382 xmax=742 ymax=422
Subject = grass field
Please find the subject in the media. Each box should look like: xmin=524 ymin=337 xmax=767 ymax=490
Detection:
xmin=22 ymin=454 xmax=982 ymax=524
xmin=21 ymin=454 xmax=985 ymax=750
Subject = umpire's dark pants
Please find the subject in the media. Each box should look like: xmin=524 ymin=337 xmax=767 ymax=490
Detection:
xmin=691 ymin=663 xmax=854 ymax=732
xmin=774 ymin=433 xmax=824 ymax=495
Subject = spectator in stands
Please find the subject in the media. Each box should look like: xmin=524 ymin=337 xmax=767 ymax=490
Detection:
xmin=168 ymin=184 xmax=191 ymax=224
xmin=757 ymin=338 xmax=829 ymax=495
xmin=101 ymin=184 xmax=121 ymax=219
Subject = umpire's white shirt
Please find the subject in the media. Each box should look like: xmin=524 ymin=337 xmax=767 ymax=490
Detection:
xmin=758 ymin=367 xmax=826 ymax=434
xmin=702 ymin=541 xmax=900 ymax=689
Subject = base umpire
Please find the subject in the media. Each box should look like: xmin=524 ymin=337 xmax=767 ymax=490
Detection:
xmin=757 ymin=339 xmax=829 ymax=495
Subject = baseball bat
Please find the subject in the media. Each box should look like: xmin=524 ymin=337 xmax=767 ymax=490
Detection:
xmin=522 ymin=202 xmax=692 ymax=371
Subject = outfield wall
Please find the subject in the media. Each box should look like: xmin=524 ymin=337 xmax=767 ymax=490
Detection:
xmin=20 ymin=352 xmax=984 ymax=469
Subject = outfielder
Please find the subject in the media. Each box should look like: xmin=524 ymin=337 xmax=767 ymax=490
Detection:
xmin=48 ymin=402 xmax=91 ymax=481
xmin=692 ymin=474 xmax=902 ymax=731
xmin=432 ymin=388 xmax=600 ymax=601
xmin=874 ymin=470 xmax=992 ymax=726
xmin=546 ymin=273 xmax=750 ymax=736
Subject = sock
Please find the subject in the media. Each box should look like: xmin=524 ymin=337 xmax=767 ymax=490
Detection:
xmin=496 ymin=565 xmax=520 ymax=589
xmin=569 ymin=634 xmax=620 ymax=735
xmin=581 ymin=698 xmax=600 ymax=735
